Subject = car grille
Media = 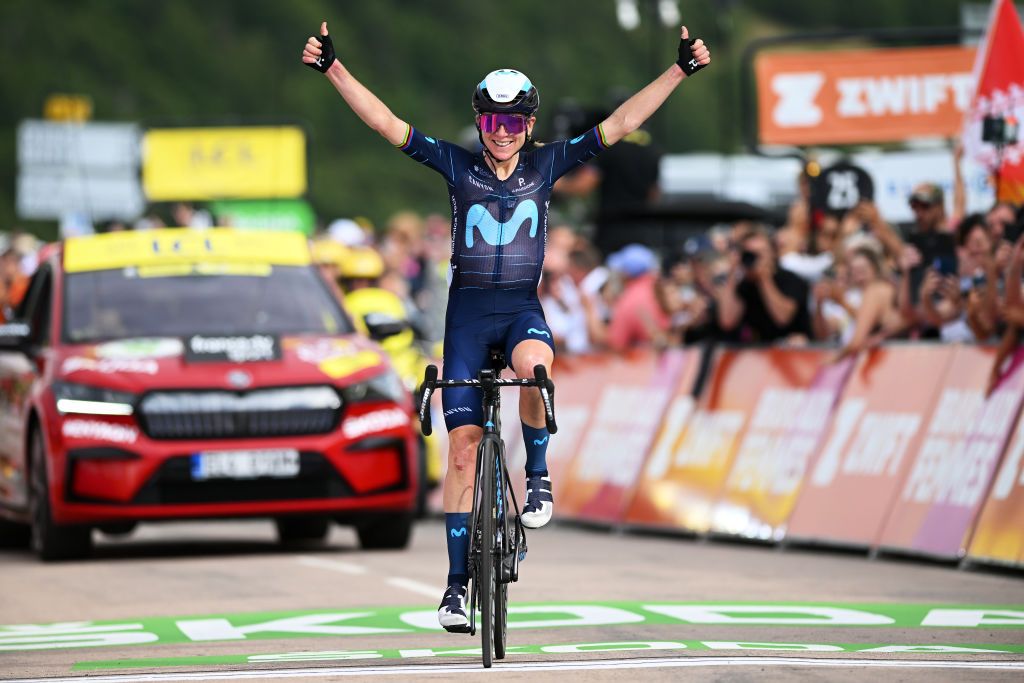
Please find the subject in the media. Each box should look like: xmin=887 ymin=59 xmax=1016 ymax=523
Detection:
xmin=138 ymin=387 xmax=342 ymax=440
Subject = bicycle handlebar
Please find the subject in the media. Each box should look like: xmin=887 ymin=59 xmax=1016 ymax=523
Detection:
xmin=416 ymin=364 xmax=557 ymax=436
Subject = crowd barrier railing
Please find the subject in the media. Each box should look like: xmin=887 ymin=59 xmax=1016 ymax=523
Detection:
xmin=425 ymin=342 xmax=1024 ymax=571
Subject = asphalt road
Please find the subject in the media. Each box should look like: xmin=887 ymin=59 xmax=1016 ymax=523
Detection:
xmin=1 ymin=518 xmax=1023 ymax=681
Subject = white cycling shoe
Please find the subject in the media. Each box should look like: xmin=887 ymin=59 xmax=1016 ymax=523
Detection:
xmin=521 ymin=475 xmax=553 ymax=529
xmin=438 ymin=583 xmax=470 ymax=632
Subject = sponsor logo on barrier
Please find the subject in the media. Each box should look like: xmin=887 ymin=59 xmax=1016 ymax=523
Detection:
xmin=810 ymin=399 xmax=922 ymax=486
xmin=671 ymin=410 xmax=746 ymax=468
xmin=575 ymin=385 xmax=671 ymax=486
xmin=900 ymin=388 xmax=1016 ymax=506
xmin=726 ymin=388 xmax=835 ymax=496
xmin=5 ymin=602 xmax=1021 ymax=652
xmin=991 ymin=421 xmax=1024 ymax=501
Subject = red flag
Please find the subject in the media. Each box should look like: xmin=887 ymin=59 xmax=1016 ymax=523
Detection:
xmin=964 ymin=0 xmax=1024 ymax=203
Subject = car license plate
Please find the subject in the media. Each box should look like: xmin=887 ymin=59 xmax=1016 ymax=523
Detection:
xmin=190 ymin=449 xmax=300 ymax=481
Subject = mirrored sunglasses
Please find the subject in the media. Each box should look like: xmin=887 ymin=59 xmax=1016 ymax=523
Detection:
xmin=479 ymin=113 xmax=527 ymax=135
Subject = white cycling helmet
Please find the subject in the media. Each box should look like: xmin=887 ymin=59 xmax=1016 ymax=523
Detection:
xmin=472 ymin=69 xmax=539 ymax=115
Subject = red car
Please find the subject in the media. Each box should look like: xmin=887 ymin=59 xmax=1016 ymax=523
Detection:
xmin=0 ymin=228 xmax=419 ymax=560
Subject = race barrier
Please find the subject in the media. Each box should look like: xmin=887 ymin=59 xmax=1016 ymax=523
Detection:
xmin=786 ymin=345 xmax=957 ymax=549
xmin=425 ymin=343 xmax=1024 ymax=571
xmin=625 ymin=348 xmax=851 ymax=539
xmin=877 ymin=346 xmax=1024 ymax=560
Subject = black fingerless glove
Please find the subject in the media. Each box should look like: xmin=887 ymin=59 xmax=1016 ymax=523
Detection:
xmin=677 ymin=38 xmax=707 ymax=76
xmin=307 ymin=33 xmax=337 ymax=73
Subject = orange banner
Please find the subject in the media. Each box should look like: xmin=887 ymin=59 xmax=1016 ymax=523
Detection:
xmin=967 ymin=353 xmax=1024 ymax=568
xmin=556 ymin=349 xmax=697 ymax=524
xmin=504 ymin=353 xmax=631 ymax=509
xmin=625 ymin=348 xmax=841 ymax=535
xmin=756 ymin=45 xmax=976 ymax=146
xmin=709 ymin=351 xmax=853 ymax=540
xmin=877 ymin=346 xmax=1024 ymax=559
xmin=786 ymin=346 xmax=955 ymax=547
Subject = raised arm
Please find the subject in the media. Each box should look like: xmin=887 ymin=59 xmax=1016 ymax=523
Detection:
xmin=302 ymin=22 xmax=409 ymax=146
xmin=598 ymin=26 xmax=710 ymax=147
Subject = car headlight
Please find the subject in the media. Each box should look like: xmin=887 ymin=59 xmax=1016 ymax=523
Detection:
xmin=342 ymin=370 xmax=408 ymax=405
xmin=53 ymin=381 xmax=137 ymax=416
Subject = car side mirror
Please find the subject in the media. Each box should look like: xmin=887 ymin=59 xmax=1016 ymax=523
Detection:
xmin=363 ymin=313 xmax=408 ymax=341
xmin=0 ymin=322 xmax=32 ymax=353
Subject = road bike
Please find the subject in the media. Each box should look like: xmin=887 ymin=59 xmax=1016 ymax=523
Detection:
xmin=417 ymin=349 xmax=556 ymax=668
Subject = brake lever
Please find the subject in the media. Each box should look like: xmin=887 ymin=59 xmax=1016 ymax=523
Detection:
xmin=418 ymin=365 xmax=438 ymax=436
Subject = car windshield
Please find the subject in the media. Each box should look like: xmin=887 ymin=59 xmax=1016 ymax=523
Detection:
xmin=63 ymin=265 xmax=352 ymax=343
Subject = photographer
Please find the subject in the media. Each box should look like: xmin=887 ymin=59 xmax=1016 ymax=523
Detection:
xmin=715 ymin=225 xmax=811 ymax=344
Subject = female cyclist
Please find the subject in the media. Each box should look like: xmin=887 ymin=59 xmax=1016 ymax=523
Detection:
xmin=302 ymin=19 xmax=710 ymax=631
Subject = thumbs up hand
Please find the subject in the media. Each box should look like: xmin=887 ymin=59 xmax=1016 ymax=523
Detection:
xmin=302 ymin=21 xmax=337 ymax=73
xmin=677 ymin=25 xmax=710 ymax=77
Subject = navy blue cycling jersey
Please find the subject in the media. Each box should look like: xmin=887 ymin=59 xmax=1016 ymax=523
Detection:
xmin=397 ymin=125 xmax=608 ymax=296
xmin=398 ymin=124 xmax=608 ymax=431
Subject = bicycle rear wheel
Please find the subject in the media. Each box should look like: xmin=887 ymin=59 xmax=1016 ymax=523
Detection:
xmin=478 ymin=438 xmax=497 ymax=668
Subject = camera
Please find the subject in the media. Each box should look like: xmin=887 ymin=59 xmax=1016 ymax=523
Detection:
xmin=740 ymin=250 xmax=759 ymax=268
xmin=982 ymin=115 xmax=1019 ymax=146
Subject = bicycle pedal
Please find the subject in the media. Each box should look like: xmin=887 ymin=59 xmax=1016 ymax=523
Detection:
xmin=442 ymin=624 xmax=472 ymax=634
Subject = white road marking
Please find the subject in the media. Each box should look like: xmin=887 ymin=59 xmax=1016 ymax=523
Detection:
xmin=295 ymin=556 xmax=435 ymax=598
xmin=294 ymin=556 xmax=367 ymax=575
xmin=14 ymin=656 xmax=1024 ymax=682
xmin=385 ymin=577 xmax=438 ymax=598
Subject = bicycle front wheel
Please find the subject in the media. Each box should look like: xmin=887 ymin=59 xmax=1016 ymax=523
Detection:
xmin=493 ymin=445 xmax=509 ymax=659
xmin=478 ymin=438 xmax=497 ymax=668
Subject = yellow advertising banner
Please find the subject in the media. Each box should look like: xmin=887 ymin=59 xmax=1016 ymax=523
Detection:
xmin=143 ymin=126 xmax=306 ymax=200
xmin=64 ymin=227 xmax=311 ymax=273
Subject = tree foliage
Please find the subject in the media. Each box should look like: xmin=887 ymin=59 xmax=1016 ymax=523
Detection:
xmin=0 ymin=0 xmax=965 ymax=235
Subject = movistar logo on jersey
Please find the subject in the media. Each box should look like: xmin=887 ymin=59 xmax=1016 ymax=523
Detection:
xmin=466 ymin=200 xmax=538 ymax=248
xmin=570 ymin=133 xmax=586 ymax=144
xmin=450 ymin=527 xmax=467 ymax=538
xmin=533 ymin=436 xmax=549 ymax=446
xmin=527 ymin=327 xmax=550 ymax=338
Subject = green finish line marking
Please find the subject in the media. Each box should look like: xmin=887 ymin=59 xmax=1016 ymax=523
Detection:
xmin=73 ymin=639 xmax=1024 ymax=671
xmin=3 ymin=602 xmax=1022 ymax=652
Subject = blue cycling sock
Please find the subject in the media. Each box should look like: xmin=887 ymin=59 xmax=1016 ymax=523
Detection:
xmin=445 ymin=512 xmax=470 ymax=586
xmin=522 ymin=422 xmax=549 ymax=477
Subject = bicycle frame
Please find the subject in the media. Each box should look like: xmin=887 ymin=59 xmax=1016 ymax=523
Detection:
xmin=417 ymin=355 xmax=556 ymax=668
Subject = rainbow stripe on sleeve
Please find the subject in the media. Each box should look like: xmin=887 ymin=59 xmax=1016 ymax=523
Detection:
xmin=396 ymin=124 xmax=413 ymax=149
xmin=596 ymin=124 xmax=610 ymax=149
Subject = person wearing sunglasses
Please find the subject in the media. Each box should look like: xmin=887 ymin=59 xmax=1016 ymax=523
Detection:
xmin=302 ymin=19 xmax=710 ymax=633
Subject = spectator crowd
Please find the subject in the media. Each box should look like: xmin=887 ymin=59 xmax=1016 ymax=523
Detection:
xmin=3 ymin=151 xmax=1024 ymax=379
